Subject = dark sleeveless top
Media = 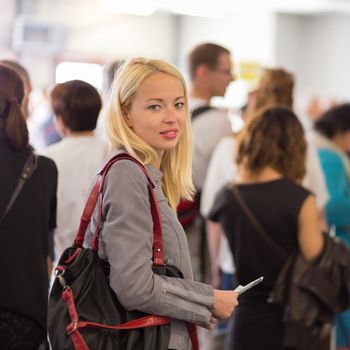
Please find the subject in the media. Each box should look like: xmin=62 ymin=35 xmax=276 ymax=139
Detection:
xmin=209 ymin=178 xmax=311 ymax=350
xmin=0 ymin=136 xmax=57 ymax=331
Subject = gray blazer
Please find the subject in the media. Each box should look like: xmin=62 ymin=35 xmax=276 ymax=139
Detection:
xmin=85 ymin=155 xmax=214 ymax=349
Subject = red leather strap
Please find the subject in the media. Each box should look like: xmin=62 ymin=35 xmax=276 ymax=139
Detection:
xmin=187 ymin=323 xmax=199 ymax=350
xmin=66 ymin=315 xmax=171 ymax=334
xmin=69 ymin=331 xmax=90 ymax=350
xmin=65 ymin=248 xmax=82 ymax=264
xmin=62 ymin=288 xmax=79 ymax=324
xmin=73 ymin=153 xmax=164 ymax=265
xmin=74 ymin=178 xmax=101 ymax=247
xmin=63 ymin=287 xmax=170 ymax=333
xmin=62 ymin=278 xmax=197 ymax=350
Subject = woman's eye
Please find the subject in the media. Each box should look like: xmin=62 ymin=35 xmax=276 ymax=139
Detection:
xmin=148 ymin=105 xmax=161 ymax=111
xmin=175 ymin=102 xmax=184 ymax=109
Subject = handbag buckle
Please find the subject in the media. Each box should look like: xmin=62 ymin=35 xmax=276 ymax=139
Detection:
xmin=67 ymin=321 xmax=78 ymax=335
xmin=56 ymin=270 xmax=70 ymax=290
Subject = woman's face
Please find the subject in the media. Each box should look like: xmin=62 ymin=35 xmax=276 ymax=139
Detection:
xmin=124 ymin=72 xmax=187 ymax=161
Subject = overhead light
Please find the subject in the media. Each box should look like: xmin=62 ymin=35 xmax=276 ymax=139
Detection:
xmin=169 ymin=6 xmax=226 ymax=18
xmin=166 ymin=0 xmax=227 ymax=18
xmin=100 ymin=0 xmax=157 ymax=16
xmin=55 ymin=62 xmax=103 ymax=90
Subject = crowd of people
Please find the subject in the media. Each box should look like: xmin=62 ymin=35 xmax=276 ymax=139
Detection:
xmin=1 ymin=41 xmax=350 ymax=350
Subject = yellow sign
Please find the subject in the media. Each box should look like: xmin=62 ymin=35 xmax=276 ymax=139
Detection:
xmin=239 ymin=61 xmax=262 ymax=82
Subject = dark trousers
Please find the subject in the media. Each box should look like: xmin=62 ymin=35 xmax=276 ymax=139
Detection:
xmin=0 ymin=308 xmax=47 ymax=350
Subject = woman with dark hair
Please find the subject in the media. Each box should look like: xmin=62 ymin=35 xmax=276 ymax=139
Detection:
xmin=0 ymin=64 xmax=57 ymax=349
xmin=208 ymin=106 xmax=324 ymax=349
xmin=0 ymin=59 xmax=32 ymax=120
xmin=201 ymin=68 xmax=328 ymax=348
xmin=312 ymin=103 xmax=350 ymax=350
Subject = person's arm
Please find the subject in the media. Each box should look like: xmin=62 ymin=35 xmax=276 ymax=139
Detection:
xmin=303 ymin=142 xmax=330 ymax=231
xmin=206 ymin=220 xmax=223 ymax=288
xmin=298 ymin=195 xmax=324 ymax=261
xmin=47 ymin=158 xmax=58 ymax=278
xmin=201 ymin=139 xmax=236 ymax=287
xmin=47 ymin=228 xmax=55 ymax=278
xmin=303 ymin=141 xmax=330 ymax=209
xmin=100 ymin=161 xmax=237 ymax=327
xmin=318 ymin=208 xmax=329 ymax=232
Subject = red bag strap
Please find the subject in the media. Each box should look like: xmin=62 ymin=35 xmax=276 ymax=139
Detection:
xmin=73 ymin=153 xmax=164 ymax=266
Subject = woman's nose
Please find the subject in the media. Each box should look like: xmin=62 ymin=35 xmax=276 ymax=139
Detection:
xmin=163 ymin=107 xmax=177 ymax=123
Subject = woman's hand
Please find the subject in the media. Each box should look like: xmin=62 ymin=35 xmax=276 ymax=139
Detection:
xmin=212 ymin=289 xmax=239 ymax=321
xmin=201 ymin=316 xmax=218 ymax=330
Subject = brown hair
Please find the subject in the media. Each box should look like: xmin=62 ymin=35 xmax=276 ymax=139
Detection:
xmin=237 ymin=105 xmax=306 ymax=182
xmin=50 ymin=80 xmax=102 ymax=132
xmin=0 ymin=60 xmax=32 ymax=119
xmin=0 ymin=60 xmax=32 ymax=92
xmin=188 ymin=43 xmax=230 ymax=80
xmin=254 ymin=68 xmax=294 ymax=112
xmin=315 ymin=103 xmax=350 ymax=139
xmin=0 ymin=64 xmax=28 ymax=150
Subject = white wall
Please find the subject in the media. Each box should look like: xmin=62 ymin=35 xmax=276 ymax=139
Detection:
xmin=3 ymin=0 xmax=350 ymax=102
xmin=10 ymin=0 xmax=178 ymax=87
xmin=275 ymin=13 xmax=350 ymax=101
xmin=275 ymin=14 xmax=306 ymax=84
xmin=34 ymin=0 xmax=177 ymax=61
xmin=301 ymin=13 xmax=350 ymax=101
xmin=177 ymin=11 xmax=277 ymax=79
xmin=0 ymin=0 xmax=15 ymax=56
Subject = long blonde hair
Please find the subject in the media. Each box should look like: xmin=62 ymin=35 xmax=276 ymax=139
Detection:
xmin=105 ymin=57 xmax=194 ymax=210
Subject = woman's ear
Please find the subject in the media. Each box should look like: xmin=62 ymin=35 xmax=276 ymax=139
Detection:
xmin=122 ymin=108 xmax=133 ymax=128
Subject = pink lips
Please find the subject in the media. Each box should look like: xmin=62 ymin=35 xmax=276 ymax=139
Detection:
xmin=160 ymin=129 xmax=178 ymax=139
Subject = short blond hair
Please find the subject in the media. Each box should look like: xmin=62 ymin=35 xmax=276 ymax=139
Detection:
xmin=105 ymin=57 xmax=194 ymax=210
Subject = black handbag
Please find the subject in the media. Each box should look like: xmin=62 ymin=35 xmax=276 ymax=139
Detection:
xmin=48 ymin=153 xmax=199 ymax=350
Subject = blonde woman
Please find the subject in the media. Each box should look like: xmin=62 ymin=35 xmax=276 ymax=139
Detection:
xmin=85 ymin=57 xmax=238 ymax=350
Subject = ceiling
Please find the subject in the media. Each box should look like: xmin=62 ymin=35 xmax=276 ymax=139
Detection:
xmin=100 ymin=0 xmax=350 ymax=17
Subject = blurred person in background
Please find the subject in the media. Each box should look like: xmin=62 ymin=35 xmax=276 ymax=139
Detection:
xmin=182 ymin=42 xmax=234 ymax=281
xmin=41 ymin=80 xmax=105 ymax=264
xmin=209 ymin=106 xmax=324 ymax=350
xmin=201 ymin=67 xmax=329 ymax=349
xmin=185 ymin=42 xmax=234 ymax=350
xmin=0 ymin=59 xmax=32 ymax=120
xmin=202 ymin=67 xmax=328 ymax=290
xmin=96 ymin=60 xmax=123 ymax=135
xmin=0 ymin=64 xmax=57 ymax=349
xmin=34 ymin=86 xmax=62 ymax=149
xmin=0 ymin=59 xmax=61 ymax=149
xmin=188 ymin=43 xmax=234 ymax=195
xmin=102 ymin=60 xmax=123 ymax=101
xmin=311 ymin=103 xmax=350 ymax=350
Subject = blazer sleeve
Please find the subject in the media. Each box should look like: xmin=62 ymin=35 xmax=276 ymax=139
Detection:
xmin=99 ymin=161 xmax=214 ymax=326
